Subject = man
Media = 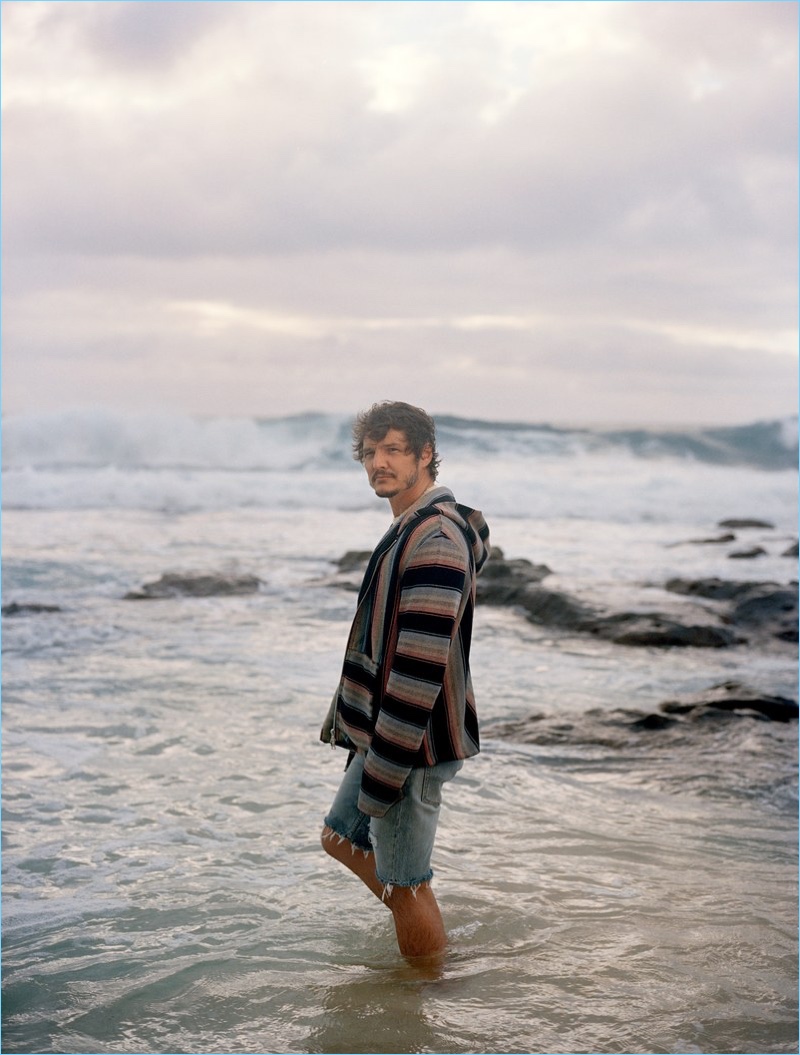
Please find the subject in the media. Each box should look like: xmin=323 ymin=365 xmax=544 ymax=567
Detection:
xmin=320 ymin=401 xmax=490 ymax=959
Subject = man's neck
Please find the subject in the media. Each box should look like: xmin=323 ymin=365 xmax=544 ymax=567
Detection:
xmin=390 ymin=481 xmax=438 ymax=519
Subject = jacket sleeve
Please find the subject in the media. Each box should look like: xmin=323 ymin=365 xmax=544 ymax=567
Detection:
xmin=357 ymin=527 xmax=468 ymax=817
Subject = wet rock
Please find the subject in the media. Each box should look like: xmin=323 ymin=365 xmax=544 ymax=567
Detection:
xmin=478 ymin=550 xmax=743 ymax=647
xmin=334 ymin=550 xmax=372 ymax=573
xmin=628 ymin=712 xmax=678 ymax=731
xmin=782 ymin=540 xmax=799 ymax=558
xmin=729 ymin=546 xmax=767 ymax=559
xmin=517 ymin=586 xmax=596 ymax=628
xmin=486 ymin=682 xmax=797 ymax=753
xmin=315 ymin=552 xmax=371 ymax=591
xmin=666 ymin=533 xmax=736 ymax=548
xmin=2 ymin=602 xmax=62 ymax=616
xmin=588 ymin=614 xmax=739 ymax=649
xmin=666 ymin=577 xmax=797 ymax=643
xmin=124 ymin=571 xmax=262 ymax=600
xmin=328 ymin=543 xmax=795 ymax=650
xmin=659 ymin=680 xmax=798 ymax=723
xmin=730 ymin=585 xmax=798 ymax=643
xmin=665 ymin=577 xmax=771 ymax=601
xmin=718 ymin=518 xmax=775 ymax=529
xmin=479 ymin=578 xmax=596 ymax=628
xmin=480 ymin=546 xmax=552 ymax=584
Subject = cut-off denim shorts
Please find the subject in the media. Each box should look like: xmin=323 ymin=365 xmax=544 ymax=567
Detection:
xmin=324 ymin=752 xmax=463 ymax=890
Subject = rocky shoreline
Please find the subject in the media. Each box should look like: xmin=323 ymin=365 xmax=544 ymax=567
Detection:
xmin=5 ymin=523 xmax=795 ymax=732
xmin=483 ymin=679 xmax=798 ymax=750
xmin=477 ymin=546 xmax=797 ymax=649
xmin=322 ymin=538 xmax=797 ymax=651
xmin=320 ymin=523 xmax=797 ymax=730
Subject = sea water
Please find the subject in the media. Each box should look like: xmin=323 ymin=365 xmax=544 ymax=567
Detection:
xmin=2 ymin=410 xmax=798 ymax=1055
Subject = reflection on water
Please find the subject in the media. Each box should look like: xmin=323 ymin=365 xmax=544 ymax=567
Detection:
xmin=306 ymin=963 xmax=447 ymax=1055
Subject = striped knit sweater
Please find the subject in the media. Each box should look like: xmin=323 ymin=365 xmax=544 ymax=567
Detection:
xmin=320 ymin=486 xmax=490 ymax=818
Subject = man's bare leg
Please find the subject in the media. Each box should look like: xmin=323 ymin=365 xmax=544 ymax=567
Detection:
xmin=384 ymin=883 xmax=447 ymax=959
xmin=320 ymin=825 xmax=385 ymax=901
xmin=321 ymin=826 xmax=447 ymax=958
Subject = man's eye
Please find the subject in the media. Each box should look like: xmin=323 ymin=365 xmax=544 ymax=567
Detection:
xmin=387 ymin=448 xmax=402 ymax=455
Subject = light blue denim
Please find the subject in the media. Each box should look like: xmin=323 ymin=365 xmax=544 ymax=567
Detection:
xmin=324 ymin=752 xmax=463 ymax=889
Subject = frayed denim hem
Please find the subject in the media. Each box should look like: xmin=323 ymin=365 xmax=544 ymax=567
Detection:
xmin=322 ymin=820 xmax=373 ymax=857
xmin=376 ymin=869 xmax=434 ymax=902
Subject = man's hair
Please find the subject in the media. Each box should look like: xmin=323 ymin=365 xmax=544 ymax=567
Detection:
xmin=352 ymin=401 xmax=441 ymax=480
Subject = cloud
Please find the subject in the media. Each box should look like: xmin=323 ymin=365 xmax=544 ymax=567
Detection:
xmin=2 ymin=0 xmax=797 ymax=424
xmin=5 ymin=1 xmax=796 ymax=255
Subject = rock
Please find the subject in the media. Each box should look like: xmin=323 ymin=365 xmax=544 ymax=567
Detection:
xmin=479 ymin=546 xmax=552 ymax=585
xmin=730 ymin=585 xmax=798 ymax=643
xmin=718 ymin=518 xmax=775 ymax=529
xmin=665 ymin=577 xmax=771 ymax=601
xmin=124 ymin=571 xmax=262 ymax=600
xmin=2 ymin=602 xmax=62 ymax=616
xmin=334 ymin=551 xmax=372 ymax=573
xmin=660 ymin=680 xmax=798 ymax=722
xmin=666 ymin=578 xmax=797 ymax=644
xmin=477 ymin=549 xmax=744 ymax=647
xmin=729 ymin=546 xmax=767 ymax=559
xmin=479 ymin=578 xmax=596 ymax=628
xmin=328 ymin=542 xmax=795 ymax=650
xmin=518 ymin=586 xmax=596 ymax=628
xmin=589 ymin=614 xmax=739 ymax=648
xmin=628 ymin=712 xmax=678 ymax=731
xmin=782 ymin=540 xmax=799 ymax=558
xmin=477 ymin=547 xmax=569 ymax=618
xmin=666 ymin=533 xmax=736 ymax=548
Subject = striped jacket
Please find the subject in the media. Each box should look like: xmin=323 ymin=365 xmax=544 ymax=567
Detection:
xmin=320 ymin=486 xmax=490 ymax=818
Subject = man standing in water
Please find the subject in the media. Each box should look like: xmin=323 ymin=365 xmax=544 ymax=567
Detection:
xmin=320 ymin=401 xmax=490 ymax=959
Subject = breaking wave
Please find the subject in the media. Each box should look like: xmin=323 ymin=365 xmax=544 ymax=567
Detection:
xmin=5 ymin=409 xmax=796 ymax=472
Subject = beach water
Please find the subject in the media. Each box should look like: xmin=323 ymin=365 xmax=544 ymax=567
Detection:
xmin=2 ymin=410 xmax=798 ymax=1055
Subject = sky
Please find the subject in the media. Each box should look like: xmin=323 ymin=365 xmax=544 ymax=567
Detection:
xmin=2 ymin=0 xmax=798 ymax=426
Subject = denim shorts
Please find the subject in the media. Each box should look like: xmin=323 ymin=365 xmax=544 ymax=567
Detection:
xmin=324 ymin=752 xmax=463 ymax=889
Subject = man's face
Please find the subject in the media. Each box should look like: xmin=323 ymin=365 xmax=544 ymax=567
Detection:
xmin=362 ymin=428 xmax=432 ymax=509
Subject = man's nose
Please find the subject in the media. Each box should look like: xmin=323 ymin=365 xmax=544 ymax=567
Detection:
xmin=372 ymin=449 xmax=389 ymax=469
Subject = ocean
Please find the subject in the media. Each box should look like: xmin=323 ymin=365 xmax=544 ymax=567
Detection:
xmin=2 ymin=409 xmax=798 ymax=1055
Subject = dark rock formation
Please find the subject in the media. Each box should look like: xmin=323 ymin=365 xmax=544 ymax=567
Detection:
xmin=124 ymin=572 xmax=262 ymax=600
xmin=478 ymin=550 xmax=744 ymax=648
xmin=729 ymin=546 xmax=767 ymax=559
xmin=718 ymin=518 xmax=775 ymax=529
xmin=659 ymin=680 xmax=798 ymax=723
xmin=477 ymin=558 xmax=595 ymax=629
xmin=2 ymin=602 xmax=62 ymax=616
xmin=666 ymin=533 xmax=736 ymax=548
xmin=729 ymin=584 xmax=799 ymax=643
xmin=327 ymin=544 xmax=797 ymax=648
xmin=479 ymin=546 xmax=552 ymax=585
xmin=485 ymin=680 xmax=797 ymax=751
xmin=667 ymin=577 xmax=798 ymax=643
xmin=587 ymin=614 xmax=740 ymax=648
xmin=665 ymin=577 xmax=769 ymax=601
xmin=335 ymin=550 xmax=373 ymax=573
xmin=782 ymin=540 xmax=799 ymax=558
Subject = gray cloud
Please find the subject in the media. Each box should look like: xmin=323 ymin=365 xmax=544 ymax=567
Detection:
xmin=2 ymin=0 xmax=796 ymax=424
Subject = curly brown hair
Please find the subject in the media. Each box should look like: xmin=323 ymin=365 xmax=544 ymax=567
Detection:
xmin=351 ymin=401 xmax=440 ymax=480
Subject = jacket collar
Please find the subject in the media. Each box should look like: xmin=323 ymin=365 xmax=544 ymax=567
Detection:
xmin=395 ymin=485 xmax=453 ymax=531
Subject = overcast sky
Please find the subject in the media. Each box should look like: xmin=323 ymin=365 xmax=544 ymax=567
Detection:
xmin=3 ymin=0 xmax=797 ymax=426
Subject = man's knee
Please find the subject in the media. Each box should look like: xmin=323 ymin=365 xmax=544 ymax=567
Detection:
xmin=320 ymin=825 xmax=338 ymax=856
xmin=384 ymin=880 xmax=432 ymax=910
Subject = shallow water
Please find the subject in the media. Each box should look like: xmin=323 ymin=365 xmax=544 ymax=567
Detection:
xmin=2 ymin=498 xmax=797 ymax=1055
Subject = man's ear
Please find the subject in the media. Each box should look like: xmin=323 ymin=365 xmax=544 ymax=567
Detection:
xmin=420 ymin=443 xmax=433 ymax=471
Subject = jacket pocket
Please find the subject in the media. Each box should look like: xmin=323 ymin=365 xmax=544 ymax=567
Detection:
xmin=420 ymin=759 xmax=464 ymax=806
